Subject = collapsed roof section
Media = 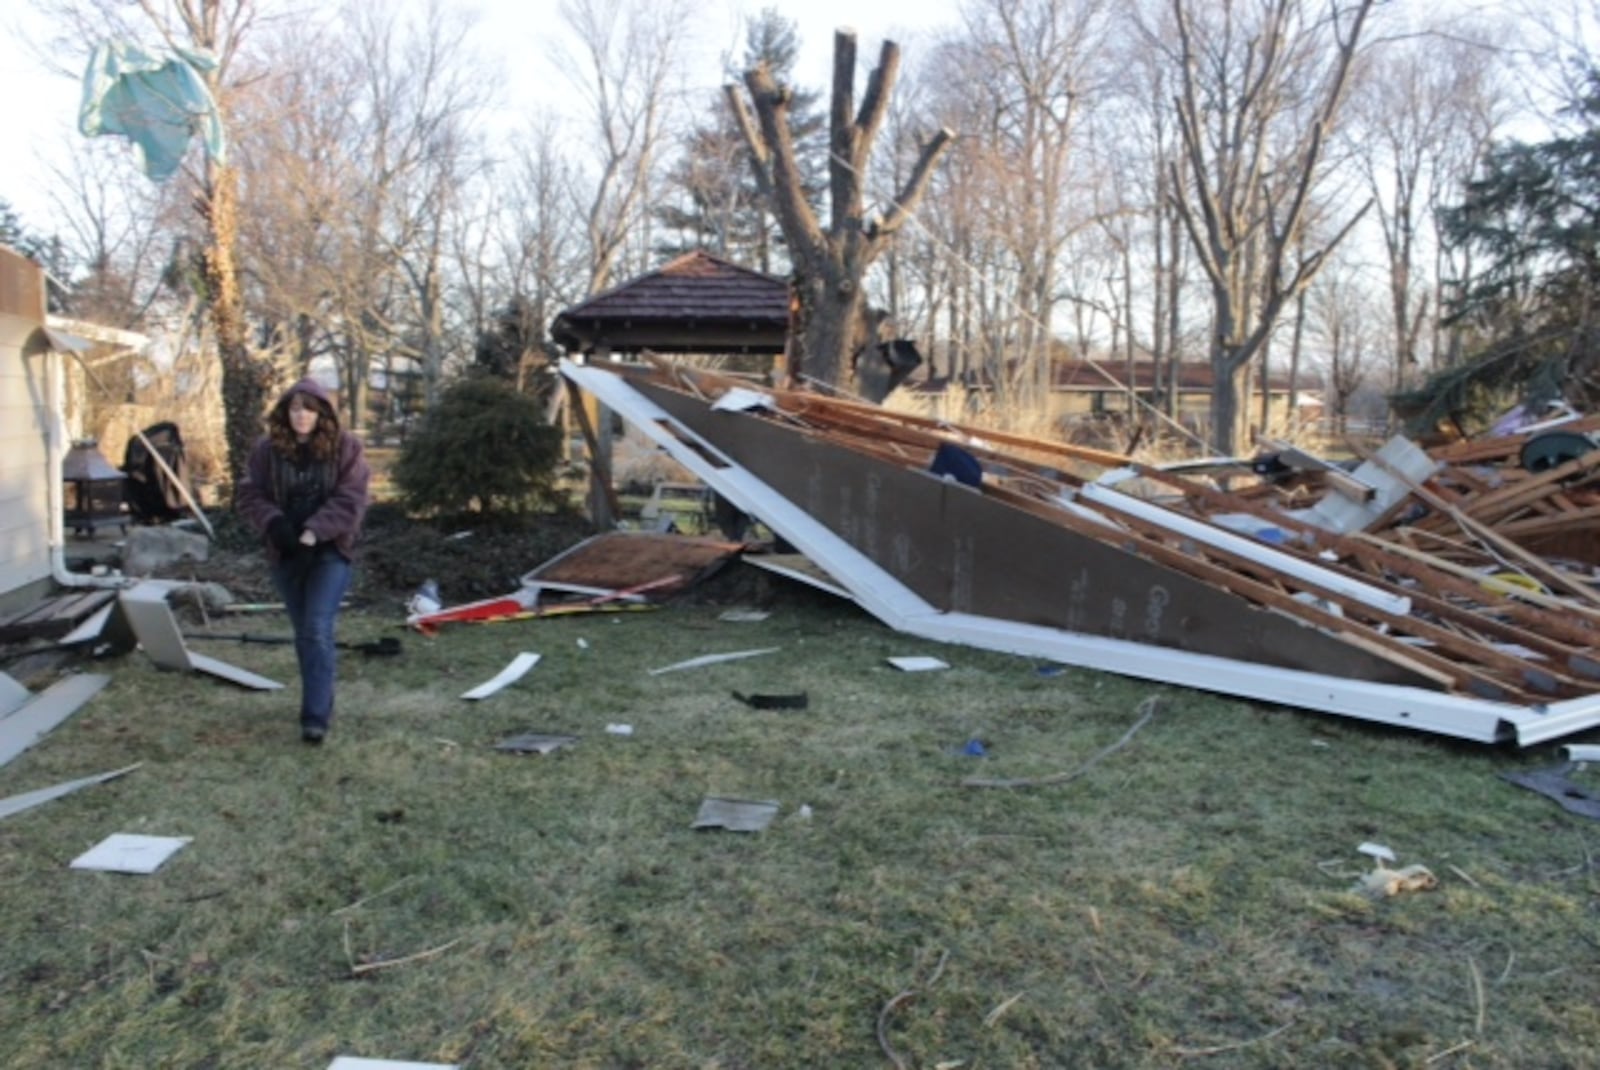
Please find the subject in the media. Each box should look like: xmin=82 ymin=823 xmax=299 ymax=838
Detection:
xmin=560 ymin=358 xmax=1600 ymax=747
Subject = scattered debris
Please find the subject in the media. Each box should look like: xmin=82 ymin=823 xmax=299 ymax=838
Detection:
xmin=1500 ymin=764 xmax=1600 ymax=820
xmin=0 ymin=589 xmax=118 ymax=642
xmin=406 ymin=579 xmax=442 ymax=618
xmin=327 ymin=1059 xmax=458 ymax=1070
xmin=718 ymin=609 xmax=771 ymax=622
xmin=184 ymin=632 xmax=402 ymax=658
xmin=648 ymin=647 xmax=780 ymax=675
xmin=951 ymin=739 xmax=987 ymax=757
xmin=1357 ymin=842 xmax=1398 ymax=866
xmin=878 ymin=948 xmax=950 ymax=1070
xmin=691 ymin=796 xmax=779 ymax=832
xmin=460 ymin=653 xmax=540 ymax=700
xmin=0 ymin=762 xmax=142 ymax=822
xmin=605 ymin=723 xmax=634 ymax=736
xmin=0 ymin=670 xmax=113 ymax=770
xmin=494 ymin=732 xmax=577 ymax=756
xmin=731 ymin=690 xmax=808 ymax=710
xmin=117 ymin=582 xmax=283 ymax=690
xmin=1354 ymin=863 xmax=1439 ymax=899
xmin=70 ymin=832 xmax=191 ymax=874
xmin=964 ymin=696 xmax=1160 ymax=789
xmin=1565 ymin=744 xmax=1600 ymax=762
xmin=887 ymin=656 xmax=948 ymax=672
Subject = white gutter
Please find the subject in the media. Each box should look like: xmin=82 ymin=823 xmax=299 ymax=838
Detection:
xmin=40 ymin=331 xmax=126 ymax=590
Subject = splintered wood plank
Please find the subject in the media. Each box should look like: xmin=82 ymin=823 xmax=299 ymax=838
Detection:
xmin=1089 ymin=496 xmax=1580 ymax=697
xmin=1121 ymin=459 xmax=1600 ymax=658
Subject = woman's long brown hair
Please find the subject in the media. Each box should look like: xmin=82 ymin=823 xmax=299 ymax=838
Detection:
xmin=266 ymin=391 xmax=339 ymax=461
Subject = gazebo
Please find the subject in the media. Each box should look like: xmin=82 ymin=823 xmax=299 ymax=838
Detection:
xmin=552 ymin=250 xmax=789 ymax=359
xmin=551 ymin=251 xmax=791 ymax=526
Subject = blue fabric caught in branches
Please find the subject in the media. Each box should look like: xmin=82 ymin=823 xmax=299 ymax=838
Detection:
xmin=79 ymin=41 xmax=226 ymax=181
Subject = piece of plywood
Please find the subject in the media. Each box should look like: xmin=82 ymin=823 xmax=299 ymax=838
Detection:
xmin=522 ymin=531 xmax=743 ymax=591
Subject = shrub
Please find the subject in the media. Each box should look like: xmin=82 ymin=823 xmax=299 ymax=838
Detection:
xmin=392 ymin=375 xmax=564 ymax=517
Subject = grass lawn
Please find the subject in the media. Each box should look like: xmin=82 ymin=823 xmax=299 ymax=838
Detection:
xmin=1 ymin=591 xmax=1597 ymax=1068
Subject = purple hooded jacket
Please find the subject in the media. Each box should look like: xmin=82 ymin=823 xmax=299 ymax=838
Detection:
xmin=236 ymin=378 xmax=370 ymax=562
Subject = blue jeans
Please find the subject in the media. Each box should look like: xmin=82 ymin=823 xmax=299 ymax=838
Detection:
xmin=271 ymin=547 xmax=353 ymax=732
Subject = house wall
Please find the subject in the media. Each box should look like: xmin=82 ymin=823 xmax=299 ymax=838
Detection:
xmin=0 ymin=247 xmax=53 ymax=607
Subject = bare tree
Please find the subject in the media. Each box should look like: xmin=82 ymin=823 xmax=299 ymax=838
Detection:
xmin=556 ymin=0 xmax=688 ymax=295
xmin=1345 ymin=17 xmax=1507 ymax=399
xmin=1162 ymin=0 xmax=1376 ymax=454
xmin=727 ymin=30 xmax=955 ymax=390
xmin=1308 ymin=260 xmax=1377 ymax=434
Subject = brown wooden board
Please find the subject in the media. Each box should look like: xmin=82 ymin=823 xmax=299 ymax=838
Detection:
xmin=526 ymin=531 xmax=743 ymax=592
xmin=0 ymin=589 xmax=117 ymax=642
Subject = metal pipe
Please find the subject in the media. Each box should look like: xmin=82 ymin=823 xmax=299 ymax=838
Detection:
xmin=42 ymin=340 xmax=125 ymax=590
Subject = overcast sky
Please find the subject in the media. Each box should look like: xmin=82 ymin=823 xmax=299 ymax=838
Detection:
xmin=0 ymin=0 xmax=961 ymax=231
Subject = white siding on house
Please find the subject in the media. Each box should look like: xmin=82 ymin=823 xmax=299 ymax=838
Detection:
xmin=0 ymin=247 xmax=54 ymax=601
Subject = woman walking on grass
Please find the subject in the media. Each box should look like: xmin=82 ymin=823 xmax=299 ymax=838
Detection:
xmin=237 ymin=378 xmax=370 ymax=744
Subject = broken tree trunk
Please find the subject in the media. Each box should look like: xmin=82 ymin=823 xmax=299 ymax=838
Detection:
xmin=726 ymin=31 xmax=952 ymax=393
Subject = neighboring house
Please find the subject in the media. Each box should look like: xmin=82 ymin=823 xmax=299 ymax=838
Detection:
xmin=0 ymin=245 xmax=61 ymax=608
xmin=0 ymin=246 xmax=150 ymax=610
xmin=891 ymin=360 xmax=1320 ymax=440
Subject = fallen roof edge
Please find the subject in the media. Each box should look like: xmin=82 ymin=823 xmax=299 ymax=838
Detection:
xmin=559 ymin=360 xmax=1599 ymax=747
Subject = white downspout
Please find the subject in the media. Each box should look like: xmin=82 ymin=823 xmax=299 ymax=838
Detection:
xmin=43 ymin=342 xmax=125 ymax=590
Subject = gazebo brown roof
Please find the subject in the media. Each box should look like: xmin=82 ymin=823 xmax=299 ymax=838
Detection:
xmin=551 ymin=250 xmax=790 ymax=356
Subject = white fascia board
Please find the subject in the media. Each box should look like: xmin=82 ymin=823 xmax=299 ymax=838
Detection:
xmin=1509 ymin=695 xmax=1600 ymax=746
xmin=905 ymin=610 xmax=1529 ymax=744
xmin=1080 ymin=483 xmax=1412 ymax=617
xmin=558 ymin=362 xmax=1592 ymax=747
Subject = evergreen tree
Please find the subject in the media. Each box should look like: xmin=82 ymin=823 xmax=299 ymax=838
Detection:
xmin=655 ymin=9 xmax=823 ymax=272
xmin=1405 ymin=68 xmax=1600 ymax=430
xmin=393 ymin=373 xmax=564 ymax=518
xmin=0 ymin=197 xmax=67 ymax=275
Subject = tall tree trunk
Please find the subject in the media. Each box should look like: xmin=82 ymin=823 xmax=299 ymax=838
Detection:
xmin=203 ymin=163 xmax=275 ymax=493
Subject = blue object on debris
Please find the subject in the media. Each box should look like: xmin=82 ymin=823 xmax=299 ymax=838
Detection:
xmin=930 ymin=442 xmax=983 ymax=487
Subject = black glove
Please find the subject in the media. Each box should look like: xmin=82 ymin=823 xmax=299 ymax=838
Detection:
xmin=267 ymin=516 xmax=300 ymax=556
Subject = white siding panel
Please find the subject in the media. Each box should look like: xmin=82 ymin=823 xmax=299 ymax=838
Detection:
xmin=0 ymin=309 xmax=53 ymax=595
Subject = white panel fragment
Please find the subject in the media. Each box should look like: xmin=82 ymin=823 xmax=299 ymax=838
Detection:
xmin=70 ymin=833 xmax=191 ymax=874
xmin=461 ymin=652 xmax=541 ymax=700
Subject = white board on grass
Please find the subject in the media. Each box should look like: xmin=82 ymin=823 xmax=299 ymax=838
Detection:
xmin=460 ymin=652 xmax=541 ymax=700
xmin=887 ymin=656 xmax=949 ymax=672
xmin=647 ymin=647 xmax=780 ymax=675
xmin=327 ymin=1059 xmax=459 ymax=1070
xmin=70 ymin=833 xmax=191 ymax=874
